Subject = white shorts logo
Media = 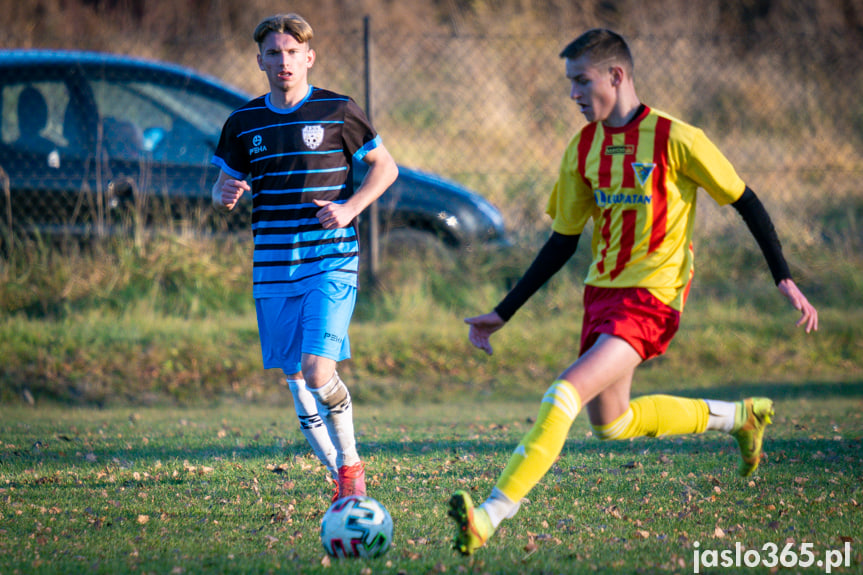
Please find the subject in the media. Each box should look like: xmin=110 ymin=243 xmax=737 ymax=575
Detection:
xmin=302 ymin=125 xmax=325 ymax=150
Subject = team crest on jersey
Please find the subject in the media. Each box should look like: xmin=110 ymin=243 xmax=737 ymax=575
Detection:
xmin=249 ymin=134 xmax=267 ymax=155
xmin=302 ymin=125 xmax=325 ymax=150
xmin=632 ymin=162 xmax=655 ymax=186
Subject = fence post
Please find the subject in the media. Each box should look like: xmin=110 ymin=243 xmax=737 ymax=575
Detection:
xmin=363 ymin=14 xmax=380 ymax=288
xmin=1 ymin=165 xmax=11 ymax=255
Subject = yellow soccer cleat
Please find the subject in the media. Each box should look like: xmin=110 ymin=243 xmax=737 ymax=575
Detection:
xmin=448 ymin=489 xmax=495 ymax=556
xmin=731 ymin=397 xmax=774 ymax=476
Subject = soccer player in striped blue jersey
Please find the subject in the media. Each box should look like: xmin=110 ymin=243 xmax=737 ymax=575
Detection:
xmin=211 ymin=14 xmax=398 ymax=502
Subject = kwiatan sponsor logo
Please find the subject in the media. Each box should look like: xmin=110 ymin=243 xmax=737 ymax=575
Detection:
xmin=594 ymin=189 xmax=652 ymax=207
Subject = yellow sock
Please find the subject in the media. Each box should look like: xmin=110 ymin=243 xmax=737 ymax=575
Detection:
xmin=592 ymin=395 xmax=709 ymax=440
xmin=496 ymin=380 xmax=582 ymax=503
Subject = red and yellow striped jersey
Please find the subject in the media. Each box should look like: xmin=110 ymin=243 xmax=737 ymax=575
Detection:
xmin=547 ymin=106 xmax=746 ymax=311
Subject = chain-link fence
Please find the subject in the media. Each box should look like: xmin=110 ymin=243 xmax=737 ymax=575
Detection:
xmin=357 ymin=27 xmax=862 ymax=247
xmin=2 ymin=20 xmax=861 ymax=254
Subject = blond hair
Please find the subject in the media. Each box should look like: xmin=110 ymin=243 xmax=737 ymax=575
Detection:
xmin=253 ymin=13 xmax=314 ymax=47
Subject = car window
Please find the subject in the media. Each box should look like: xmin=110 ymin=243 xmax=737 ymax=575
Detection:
xmin=88 ymin=78 xmax=233 ymax=166
xmin=1 ymin=81 xmax=72 ymax=162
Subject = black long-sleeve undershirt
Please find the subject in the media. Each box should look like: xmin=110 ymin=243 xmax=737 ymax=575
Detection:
xmin=494 ymin=231 xmax=580 ymax=321
xmin=731 ymin=186 xmax=791 ymax=285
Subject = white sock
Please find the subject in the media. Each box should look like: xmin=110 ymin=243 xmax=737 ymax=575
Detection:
xmin=287 ymin=378 xmax=338 ymax=480
xmin=309 ymin=372 xmax=360 ymax=468
xmin=705 ymin=399 xmax=737 ymax=432
xmin=480 ymin=487 xmax=520 ymax=529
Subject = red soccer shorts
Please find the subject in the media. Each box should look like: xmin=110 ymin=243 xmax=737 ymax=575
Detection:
xmin=579 ymin=285 xmax=681 ymax=361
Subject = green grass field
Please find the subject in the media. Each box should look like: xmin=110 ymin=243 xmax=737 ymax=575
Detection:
xmin=1 ymin=220 xmax=861 ymax=574
xmin=1 ymin=392 xmax=860 ymax=574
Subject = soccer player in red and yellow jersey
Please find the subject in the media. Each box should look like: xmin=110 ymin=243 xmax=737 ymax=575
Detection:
xmin=449 ymin=28 xmax=818 ymax=556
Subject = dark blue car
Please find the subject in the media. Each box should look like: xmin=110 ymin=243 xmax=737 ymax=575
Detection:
xmin=0 ymin=50 xmax=507 ymax=254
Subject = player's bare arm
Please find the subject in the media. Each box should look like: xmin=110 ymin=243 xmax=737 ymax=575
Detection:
xmin=314 ymin=144 xmax=398 ymax=229
xmin=211 ymin=170 xmax=250 ymax=212
xmin=777 ymin=278 xmax=819 ymax=333
xmin=464 ymin=312 xmax=506 ymax=356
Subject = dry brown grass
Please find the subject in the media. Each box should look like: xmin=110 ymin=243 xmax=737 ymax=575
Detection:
xmin=2 ymin=0 xmax=860 ymax=246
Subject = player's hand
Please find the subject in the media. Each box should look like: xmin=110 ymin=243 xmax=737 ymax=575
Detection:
xmin=464 ymin=311 xmax=506 ymax=355
xmin=314 ymin=199 xmax=357 ymax=229
xmin=777 ymin=278 xmax=818 ymax=333
xmin=214 ymin=178 xmax=250 ymax=212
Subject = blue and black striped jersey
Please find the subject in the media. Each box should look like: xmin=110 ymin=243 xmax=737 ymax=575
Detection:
xmin=212 ymin=86 xmax=382 ymax=298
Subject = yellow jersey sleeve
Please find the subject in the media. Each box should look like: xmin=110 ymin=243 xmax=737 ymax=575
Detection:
xmin=683 ymin=128 xmax=746 ymax=206
xmin=546 ymin=128 xmax=600 ymax=235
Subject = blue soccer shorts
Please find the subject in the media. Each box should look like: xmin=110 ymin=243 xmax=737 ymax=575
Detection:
xmin=256 ymin=280 xmax=356 ymax=374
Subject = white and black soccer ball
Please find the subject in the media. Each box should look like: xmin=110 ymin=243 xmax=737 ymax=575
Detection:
xmin=321 ymin=495 xmax=394 ymax=559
